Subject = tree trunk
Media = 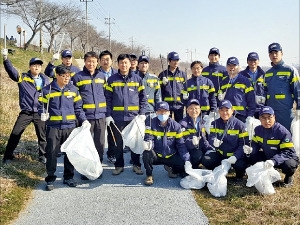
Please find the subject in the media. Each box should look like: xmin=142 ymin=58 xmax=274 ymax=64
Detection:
xmin=24 ymin=30 xmax=38 ymax=50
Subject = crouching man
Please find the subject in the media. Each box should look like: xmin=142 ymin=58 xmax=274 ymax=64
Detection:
xmin=142 ymin=101 xmax=191 ymax=186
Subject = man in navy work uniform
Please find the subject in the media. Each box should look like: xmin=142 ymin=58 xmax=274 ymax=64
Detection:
xmin=105 ymin=54 xmax=147 ymax=176
xmin=218 ymin=56 xmax=256 ymax=123
xmin=44 ymin=49 xmax=80 ymax=79
xmin=1 ymin=49 xmax=49 ymax=164
xmin=179 ymin=99 xmax=214 ymax=169
xmin=72 ymin=52 xmax=106 ymax=170
xmin=143 ymin=101 xmax=191 ymax=186
xmin=39 ymin=65 xmax=89 ymax=191
xmin=264 ymin=43 xmax=300 ymax=131
xmin=201 ymin=47 xmax=227 ymax=96
xmin=240 ymin=52 xmax=265 ymax=119
xmin=158 ymin=51 xmax=187 ymax=122
xmin=202 ymin=100 xmax=249 ymax=182
xmin=243 ymin=106 xmax=299 ymax=187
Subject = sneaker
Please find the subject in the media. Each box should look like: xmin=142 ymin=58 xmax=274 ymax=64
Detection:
xmin=283 ymin=177 xmax=293 ymax=188
xmin=163 ymin=165 xmax=178 ymax=178
xmin=112 ymin=167 xmax=124 ymax=175
xmin=63 ymin=179 xmax=77 ymax=187
xmin=144 ymin=176 xmax=154 ymax=186
xmin=133 ymin=165 xmax=143 ymax=175
xmin=81 ymin=174 xmax=89 ymax=180
xmin=46 ymin=182 xmax=54 ymax=191
xmin=38 ymin=155 xmax=47 ymax=164
xmin=123 ymin=146 xmax=130 ymax=153
xmin=107 ymin=156 xmax=116 ymax=164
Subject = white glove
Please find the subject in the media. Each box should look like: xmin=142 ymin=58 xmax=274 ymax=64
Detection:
xmin=213 ymin=138 xmax=223 ymax=148
xmin=243 ymin=145 xmax=253 ymax=154
xmin=52 ymin=53 xmax=60 ymax=61
xmin=255 ymin=96 xmax=266 ymax=104
xmin=40 ymin=113 xmax=49 ymax=121
xmin=143 ymin=140 xmax=152 ymax=151
xmin=1 ymin=48 xmax=8 ymax=60
xmin=209 ymin=111 xmax=217 ymax=119
xmin=226 ymin=156 xmax=237 ymax=164
xmin=192 ymin=136 xmax=200 ymax=146
xmin=246 ymin=116 xmax=253 ymax=123
xmin=264 ymin=160 xmax=274 ymax=169
xmin=138 ymin=115 xmax=146 ymax=121
xmin=184 ymin=161 xmax=192 ymax=172
xmin=296 ymin=110 xmax=300 ymax=120
xmin=105 ymin=116 xmax=115 ymax=125
xmin=218 ymin=92 xmax=226 ymax=101
xmin=82 ymin=120 xmax=90 ymax=129
xmin=182 ymin=93 xmax=189 ymax=100
xmin=162 ymin=77 xmax=169 ymax=85
xmin=202 ymin=115 xmax=209 ymax=122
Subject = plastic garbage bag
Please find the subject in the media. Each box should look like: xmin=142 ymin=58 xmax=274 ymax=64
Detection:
xmin=246 ymin=162 xmax=281 ymax=195
xmin=61 ymin=123 xmax=103 ymax=180
xmin=245 ymin=117 xmax=261 ymax=140
xmin=122 ymin=116 xmax=145 ymax=154
xmin=203 ymin=112 xmax=220 ymax=134
xmin=180 ymin=167 xmax=214 ymax=189
xmin=291 ymin=117 xmax=300 ymax=156
xmin=207 ymin=160 xmax=231 ymax=197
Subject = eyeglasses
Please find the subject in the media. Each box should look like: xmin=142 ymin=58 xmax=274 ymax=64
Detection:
xmin=57 ymin=74 xmax=70 ymax=78
xmin=260 ymin=115 xmax=274 ymax=121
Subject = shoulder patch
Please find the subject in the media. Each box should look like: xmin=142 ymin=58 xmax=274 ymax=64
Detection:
xmin=285 ymin=138 xmax=290 ymax=142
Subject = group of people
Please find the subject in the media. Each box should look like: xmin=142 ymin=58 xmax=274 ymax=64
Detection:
xmin=1 ymin=41 xmax=299 ymax=191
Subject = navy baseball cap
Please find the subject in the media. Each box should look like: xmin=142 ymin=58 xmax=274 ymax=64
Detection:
xmin=226 ymin=56 xmax=239 ymax=66
xmin=219 ymin=100 xmax=233 ymax=109
xmin=138 ymin=55 xmax=149 ymax=63
xmin=168 ymin=51 xmax=180 ymax=60
xmin=156 ymin=101 xmax=170 ymax=111
xmin=29 ymin=57 xmax=43 ymax=66
xmin=247 ymin=52 xmax=259 ymax=60
xmin=187 ymin=99 xmax=200 ymax=108
xmin=268 ymin=43 xmax=282 ymax=53
xmin=259 ymin=106 xmax=275 ymax=116
xmin=61 ymin=50 xmax=72 ymax=58
xmin=209 ymin=47 xmax=220 ymax=55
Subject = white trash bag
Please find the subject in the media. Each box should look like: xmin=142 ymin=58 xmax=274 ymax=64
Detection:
xmin=180 ymin=167 xmax=213 ymax=190
xmin=207 ymin=160 xmax=231 ymax=197
xmin=246 ymin=162 xmax=281 ymax=195
xmin=203 ymin=112 xmax=220 ymax=134
xmin=122 ymin=116 xmax=145 ymax=154
xmin=291 ymin=117 xmax=300 ymax=156
xmin=61 ymin=123 xmax=103 ymax=180
xmin=245 ymin=117 xmax=261 ymax=140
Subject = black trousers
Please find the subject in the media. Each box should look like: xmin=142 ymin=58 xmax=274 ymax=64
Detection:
xmin=143 ymin=150 xmax=185 ymax=176
xmin=171 ymin=107 xmax=184 ymax=122
xmin=88 ymin=118 xmax=105 ymax=162
xmin=45 ymin=127 xmax=75 ymax=183
xmin=202 ymin=151 xmax=248 ymax=178
xmin=189 ymin=148 xmax=203 ymax=169
xmin=3 ymin=111 xmax=46 ymax=160
xmin=107 ymin=121 xmax=141 ymax=167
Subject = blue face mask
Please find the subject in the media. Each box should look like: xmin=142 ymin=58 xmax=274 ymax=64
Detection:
xmin=157 ymin=114 xmax=169 ymax=122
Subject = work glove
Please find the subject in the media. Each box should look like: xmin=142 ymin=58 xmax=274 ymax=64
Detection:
xmin=209 ymin=111 xmax=217 ymax=119
xmin=162 ymin=77 xmax=169 ymax=85
xmin=184 ymin=161 xmax=192 ymax=172
xmin=105 ymin=116 xmax=115 ymax=125
xmin=246 ymin=116 xmax=254 ymax=124
xmin=243 ymin=145 xmax=253 ymax=154
xmin=218 ymin=92 xmax=226 ymax=101
xmin=296 ymin=110 xmax=300 ymax=120
xmin=52 ymin=53 xmax=60 ymax=61
xmin=226 ymin=156 xmax=237 ymax=164
xmin=1 ymin=48 xmax=8 ymax=60
xmin=264 ymin=160 xmax=274 ymax=169
xmin=213 ymin=138 xmax=223 ymax=148
xmin=82 ymin=120 xmax=91 ymax=129
xmin=143 ymin=140 xmax=153 ymax=151
xmin=182 ymin=92 xmax=189 ymax=100
xmin=40 ymin=113 xmax=49 ymax=121
xmin=192 ymin=136 xmax=200 ymax=147
xmin=255 ymin=96 xmax=266 ymax=104
xmin=138 ymin=115 xmax=146 ymax=121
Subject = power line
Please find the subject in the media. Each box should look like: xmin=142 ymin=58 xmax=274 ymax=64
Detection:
xmin=105 ymin=14 xmax=115 ymax=51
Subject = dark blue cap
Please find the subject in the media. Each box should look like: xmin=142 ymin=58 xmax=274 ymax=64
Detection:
xmin=259 ymin=106 xmax=275 ymax=116
xmin=187 ymin=99 xmax=200 ymax=108
xmin=247 ymin=52 xmax=259 ymax=60
xmin=226 ymin=56 xmax=239 ymax=66
xmin=29 ymin=57 xmax=43 ymax=66
xmin=138 ymin=55 xmax=149 ymax=63
xmin=168 ymin=51 xmax=180 ymax=60
xmin=156 ymin=101 xmax=169 ymax=111
xmin=61 ymin=50 xmax=72 ymax=58
xmin=268 ymin=43 xmax=282 ymax=53
xmin=219 ymin=100 xmax=233 ymax=109
xmin=209 ymin=47 xmax=220 ymax=55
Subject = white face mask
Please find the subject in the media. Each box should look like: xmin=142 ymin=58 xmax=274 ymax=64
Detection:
xmin=157 ymin=114 xmax=169 ymax=122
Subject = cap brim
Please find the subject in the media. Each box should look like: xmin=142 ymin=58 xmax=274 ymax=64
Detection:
xmin=30 ymin=60 xmax=43 ymax=65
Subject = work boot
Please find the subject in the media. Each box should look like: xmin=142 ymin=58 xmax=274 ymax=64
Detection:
xmin=112 ymin=167 xmax=124 ymax=176
xmin=46 ymin=182 xmax=54 ymax=191
xmin=164 ymin=165 xmax=178 ymax=178
xmin=133 ymin=165 xmax=143 ymax=175
xmin=283 ymin=176 xmax=293 ymax=187
xmin=144 ymin=176 xmax=153 ymax=186
xmin=63 ymin=178 xmax=77 ymax=187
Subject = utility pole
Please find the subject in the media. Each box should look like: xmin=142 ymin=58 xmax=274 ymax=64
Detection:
xmin=80 ymin=0 xmax=93 ymax=52
xmin=105 ymin=14 xmax=115 ymax=51
xmin=39 ymin=0 xmax=43 ymax=53
xmin=130 ymin=36 xmax=135 ymax=52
